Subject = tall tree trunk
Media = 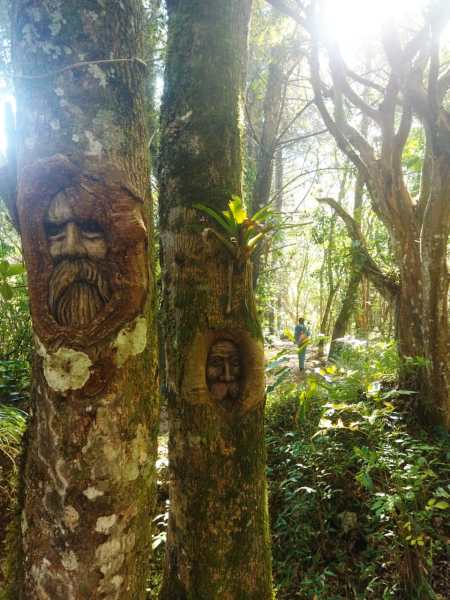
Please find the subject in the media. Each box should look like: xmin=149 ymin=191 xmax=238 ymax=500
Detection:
xmin=418 ymin=154 xmax=450 ymax=428
xmin=251 ymin=46 xmax=284 ymax=287
xmin=317 ymin=218 xmax=337 ymax=357
xmin=11 ymin=2 xmax=157 ymax=598
xmin=158 ymin=1 xmax=272 ymax=598
xmin=267 ymin=148 xmax=284 ymax=334
xmin=329 ymin=174 xmax=364 ymax=358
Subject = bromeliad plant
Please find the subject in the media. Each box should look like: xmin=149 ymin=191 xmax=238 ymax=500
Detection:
xmin=194 ymin=196 xmax=275 ymax=314
xmin=194 ymin=195 xmax=274 ymax=262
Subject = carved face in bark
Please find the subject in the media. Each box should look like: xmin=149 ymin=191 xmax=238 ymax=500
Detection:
xmin=45 ymin=191 xmax=111 ymax=327
xmin=206 ymin=339 xmax=242 ymax=405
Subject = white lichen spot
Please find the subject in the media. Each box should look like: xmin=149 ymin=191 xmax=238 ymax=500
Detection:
xmin=88 ymin=63 xmax=108 ymax=88
xmin=61 ymin=550 xmax=79 ymax=571
xmin=122 ymin=424 xmax=150 ymax=481
xmin=64 ymin=46 xmax=72 ymax=55
xmin=96 ymin=514 xmax=118 ymax=534
xmin=50 ymin=119 xmax=60 ymax=130
xmin=179 ymin=110 xmax=192 ymax=122
xmin=85 ymin=130 xmax=103 ymax=157
xmin=83 ymin=486 xmax=104 ymax=500
xmin=123 ymin=532 xmax=136 ymax=552
xmin=113 ymin=317 xmax=147 ymax=368
xmin=72 ymin=134 xmax=80 ymax=143
xmin=27 ymin=7 xmax=41 ymax=22
xmin=42 ymin=347 xmax=92 ymax=392
xmin=21 ymin=23 xmax=34 ymax=46
xmin=63 ymin=505 xmax=80 ymax=531
xmin=55 ymin=87 xmax=64 ymax=97
xmin=85 ymin=10 xmax=99 ymax=21
xmin=95 ymin=538 xmax=121 ymax=565
xmin=49 ymin=9 xmax=64 ymax=36
xmin=31 ymin=558 xmax=52 ymax=599
xmin=111 ymin=575 xmax=124 ymax=589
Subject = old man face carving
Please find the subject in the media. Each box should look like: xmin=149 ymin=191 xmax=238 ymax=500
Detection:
xmin=206 ymin=339 xmax=242 ymax=405
xmin=46 ymin=191 xmax=111 ymax=327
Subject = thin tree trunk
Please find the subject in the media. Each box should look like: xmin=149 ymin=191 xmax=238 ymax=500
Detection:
xmin=158 ymin=1 xmax=272 ymax=598
xmin=269 ymin=148 xmax=284 ymax=333
xmin=251 ymin=46 xmax=284 ymax=287
xmin=317 ymin=215 xmax=337 ymax=357
xmin=329 ymin=173 xmax=365 ymax=358
xmin=11 ymin=2 xmax=157 ymax=598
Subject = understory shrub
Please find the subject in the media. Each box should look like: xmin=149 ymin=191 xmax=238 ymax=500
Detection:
xmin=266 ymin=341 xmax=450 ymax=599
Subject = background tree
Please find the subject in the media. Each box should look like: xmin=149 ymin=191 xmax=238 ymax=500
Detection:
xmin=268 ymin=0 xmax=450 ymax=428
xmin=158 ymin=0 xmax=273 ymax=597
xmin=9 ymin=1 xmax=158 ymax=597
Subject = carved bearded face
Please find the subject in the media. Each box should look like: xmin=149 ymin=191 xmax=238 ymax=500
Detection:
xmin=45 ymin=191 xmax=111 ymax=327
xmin=206 ymin=339 xmax=242 ymax=405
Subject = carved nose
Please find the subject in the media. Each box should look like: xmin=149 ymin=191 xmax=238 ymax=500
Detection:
xmin=221 ymin=361 xmax=233 ymax=382
xmin=61 ymin=223 xmax=85 ymax=257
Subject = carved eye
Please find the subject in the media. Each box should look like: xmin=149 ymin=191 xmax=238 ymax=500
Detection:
xmin=231 ymin=358 xmax=240 ymax=368
xmin=79 ymin=221 xmax=103 ymax=238
xmin=210 ymin=358 xmax=223 ymax=367
xmin=45 ymin=222 xmax=65 ymax=239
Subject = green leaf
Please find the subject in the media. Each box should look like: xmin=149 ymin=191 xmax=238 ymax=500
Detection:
xmin=0 ymin=284 xmax=13 ymax=301
xmin=251 ymin=203 xmax=273 ymax=223
xmin=357 ymin=471 xmax=374 ymax=491
xmin=0 ymin=261 xmax=9 ymax=276
xmin=228 ymin=196 xmax=247 ymax=225
xmin=6 ymin=263 xmax=25 ymax=277
xmin=247 ymin=232 xmax=265 ymax=248
xmin=193 ymin=203 xmax=235 ymax=235
xmin=434 ymin=501 xmax=449 ymax=510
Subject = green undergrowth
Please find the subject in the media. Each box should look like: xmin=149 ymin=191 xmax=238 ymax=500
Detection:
xmin=0 ymin=404 xmax=27 ymax=596
xmin=266 ymin=341 xmax=450 ymax=600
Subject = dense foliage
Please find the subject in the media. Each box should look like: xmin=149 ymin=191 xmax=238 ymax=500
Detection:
xmin=266 ymin=342 xmax=450 ymax=599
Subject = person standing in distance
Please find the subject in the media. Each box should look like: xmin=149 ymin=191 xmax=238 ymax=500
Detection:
xmin=294 ymin=317 xmax=311 ymax=371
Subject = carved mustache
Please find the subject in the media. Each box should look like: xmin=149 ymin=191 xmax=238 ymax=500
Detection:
xmin=48 ymin=259 xmax=111 ymax=327
xmin=49 ymin=258 xmax=110 ymax=310
xmin=210 ymin=381 xmax=240 ymax=400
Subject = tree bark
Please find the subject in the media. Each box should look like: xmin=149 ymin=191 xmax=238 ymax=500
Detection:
xmin=158 ymin=1 xmax=272 ymax=597
xmin=11 ymin=2 xmax=157 ymax=598
xmin=251 ymin=46 xmax=284 ymax=287
xmin=329 ymin=174 xmax=365 ymax=358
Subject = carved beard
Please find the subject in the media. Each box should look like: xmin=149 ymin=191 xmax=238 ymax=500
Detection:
xmin=209 ymin=381 xmax=240 ymax=403
xmin=48 ymin=259 xmax=111 ymax=327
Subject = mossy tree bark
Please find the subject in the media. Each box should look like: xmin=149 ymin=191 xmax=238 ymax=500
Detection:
xmin=158 ymin=1 xmax=272 ymax=598
xmin=328 ymin=174 xmax=365 ymax=359
xmin=10 ymin=2 xmax=157 ymax=598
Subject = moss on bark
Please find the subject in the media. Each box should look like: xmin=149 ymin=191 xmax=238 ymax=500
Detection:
xmin=11 ymin=1 xmax=158 ymax=598
xmin=159 ymin=1 xmax=273 ymax=597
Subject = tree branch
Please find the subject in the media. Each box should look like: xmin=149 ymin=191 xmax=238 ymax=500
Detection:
xmin=277 ymin=128 xmax=328 ymax=147
xmin=327 ymin=39 xmax=381 ymax=124
xmin=265 ymin=0 xmax=306 ymax=27
xmin=309 ymin=37 xmax=372 ymax=186
xmin=317 ymin=196 xmax=399 ymax=300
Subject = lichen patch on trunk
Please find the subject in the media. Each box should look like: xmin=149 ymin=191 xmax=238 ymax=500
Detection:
xmin=113 ymin=316 xmax=147 ymax=367
xmin=36 ymin=338 xmax=92 ymax=392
